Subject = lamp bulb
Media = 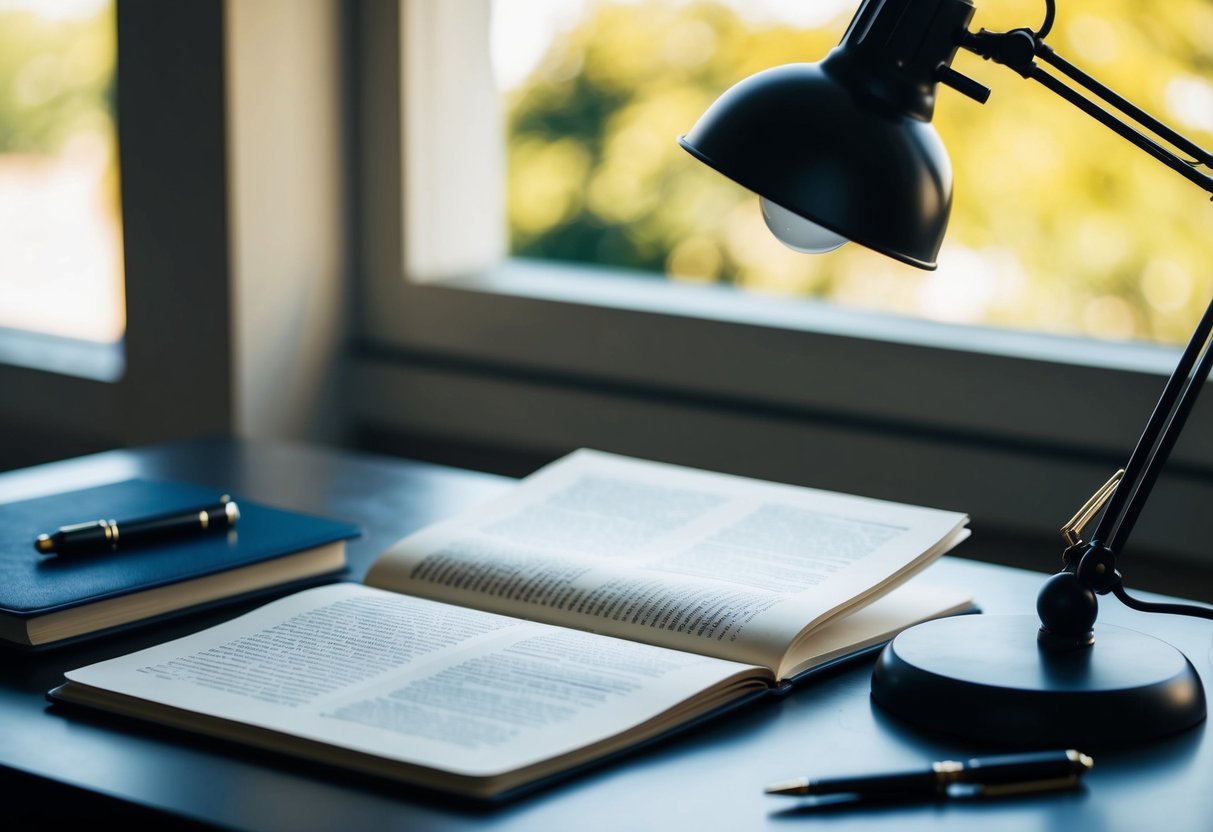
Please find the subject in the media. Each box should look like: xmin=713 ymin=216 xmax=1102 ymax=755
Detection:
xmin=759 ymin=197 xmax=848 ymax=254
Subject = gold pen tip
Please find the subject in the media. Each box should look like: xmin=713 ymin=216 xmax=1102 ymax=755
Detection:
xmin=764 ymin=777 xmax=811 ymax=795
xmin=34 ymin=534 xmax=55 ymax=554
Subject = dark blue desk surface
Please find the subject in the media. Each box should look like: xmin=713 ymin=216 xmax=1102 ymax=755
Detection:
xmin=2 ymin=437 xmax=1210 ymax=830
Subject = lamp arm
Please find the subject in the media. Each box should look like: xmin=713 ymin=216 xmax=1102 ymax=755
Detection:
xmin=955 ymin=16 xmax=1213 ymax=625
xmin=1096 ymin=298 xmax=1213 ymax=554
xmin=1026 ymin=58 xmax=1213 ymax=196
xmin=1049 ymin=295 xmax=1213 ymax=626
xmin=959 ymin=29 xmax=1213 ymax=197
xmin=1034 ymin=44 xmax=1213 ymax=171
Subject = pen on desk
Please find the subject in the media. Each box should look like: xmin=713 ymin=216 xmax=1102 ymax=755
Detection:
xmin=765 ymin=749 xmax=1093 ymax=800
xmin=34 ymin=495 xmax=240 ymax=557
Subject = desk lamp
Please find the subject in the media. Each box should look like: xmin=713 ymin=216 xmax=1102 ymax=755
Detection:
xmin=679 ymin=0 xmax=1213 ymax=748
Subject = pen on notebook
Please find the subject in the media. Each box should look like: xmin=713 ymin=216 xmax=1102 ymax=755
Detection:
xmin=34 ymin=495 xmax=240 ymax=558
xmin=765 ymin=749 xmax=1093 ymax=800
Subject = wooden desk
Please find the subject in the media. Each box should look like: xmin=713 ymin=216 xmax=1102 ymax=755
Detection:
xmin=2 ymin=437 xmax=1211 ymax=829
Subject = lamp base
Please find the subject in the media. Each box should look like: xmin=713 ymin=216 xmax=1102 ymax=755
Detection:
xmin=870 ymin=614 xmax=1206 ymax=748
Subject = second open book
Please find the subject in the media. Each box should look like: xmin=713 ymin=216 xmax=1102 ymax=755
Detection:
xmin=51 ymin=449 xmax=973 ymax=801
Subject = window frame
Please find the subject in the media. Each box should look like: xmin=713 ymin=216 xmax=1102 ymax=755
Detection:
xmin=1 ymin=0 xmax=350 ymax=467
xmin=348 ymin=0 xmax=1213 ymax=565
xmin=0 ymin=0 xmax=233 ymax=470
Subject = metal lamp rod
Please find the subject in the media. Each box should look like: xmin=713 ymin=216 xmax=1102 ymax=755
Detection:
xmin=958 ymin=15 xmax=1213 ymax=576
xmin=959 ymin=28 xmax=1213 ymax=196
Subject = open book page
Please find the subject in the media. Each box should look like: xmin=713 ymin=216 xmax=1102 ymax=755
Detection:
xmin=365 ymin=449 xmax=970 ymax=678
xmin=773 ymin=582 xmax=973 ymax=680
xmin=56 ymin=583 xmax=770 ymax=798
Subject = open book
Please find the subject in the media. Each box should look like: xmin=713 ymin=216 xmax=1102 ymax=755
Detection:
xmin=49 ymin=449 xmax=973 ymax=801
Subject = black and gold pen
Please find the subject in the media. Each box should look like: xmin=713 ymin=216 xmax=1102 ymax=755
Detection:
xmin=765 ymin=749 xmax=1093 ymax=800
xmin=34 ymin=495 xmax=241 ymax=558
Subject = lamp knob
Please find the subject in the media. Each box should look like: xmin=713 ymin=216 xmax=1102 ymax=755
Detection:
xmin=1037 ymin=570 xmax=1098 ymax=650
xmin=936 ymin=65 xmax=990 ymax=103
xmin=1076 ymin=542 xmax=1121 ymax=594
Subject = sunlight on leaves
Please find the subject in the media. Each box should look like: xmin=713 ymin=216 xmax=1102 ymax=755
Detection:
xmin=500 ymin=0 xmax=1213 ymax=345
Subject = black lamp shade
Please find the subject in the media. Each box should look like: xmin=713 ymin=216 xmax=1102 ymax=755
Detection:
xmin=678 ymin=59 xmax=953 ymax=270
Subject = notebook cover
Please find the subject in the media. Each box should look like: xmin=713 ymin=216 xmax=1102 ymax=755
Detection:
xmin=0 ymin=478 xmax=360 ymax=618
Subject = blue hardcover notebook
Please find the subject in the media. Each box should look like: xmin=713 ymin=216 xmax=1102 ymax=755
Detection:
xmin=0 ymin=478 xmax=360 ymax=648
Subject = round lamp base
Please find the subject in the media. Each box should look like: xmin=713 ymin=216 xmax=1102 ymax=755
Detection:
xmin=870 ymin=614 xmax=1206 ymax=748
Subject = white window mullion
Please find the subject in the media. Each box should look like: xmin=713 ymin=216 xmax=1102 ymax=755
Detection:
xmin=401 ymin=0 xmax=506 ymax=282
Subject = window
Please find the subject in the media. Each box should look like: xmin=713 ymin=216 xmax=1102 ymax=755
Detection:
xmin=352 ymin=0 xmax=1213 ymax=572
xmin=490 ymin=0 xmax=1213 ymax=346
xmin=0 ymin=0 xmax=123 ymax=345
xmin=0 ymin=1 xmax=232 ymax=470
xmin=0 ymin=0 xmax=122 ymax=379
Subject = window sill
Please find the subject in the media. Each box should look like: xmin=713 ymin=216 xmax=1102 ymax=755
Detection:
xmin=0 ymin=327 xmax=124 ymax=382
xmin=365 ymin=257 xmax=1209 ymax=468
xmin=435 ymin=258 xmax=1183 ymax=375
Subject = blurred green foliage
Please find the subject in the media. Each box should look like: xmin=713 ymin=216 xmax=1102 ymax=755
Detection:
xmin=504 ymin=0 xmax=1213 ymax=344
xmin=0 ymin=3 xmax=123 ymax=343
xmin=0 ymin=5 xmax=116 ymax=155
